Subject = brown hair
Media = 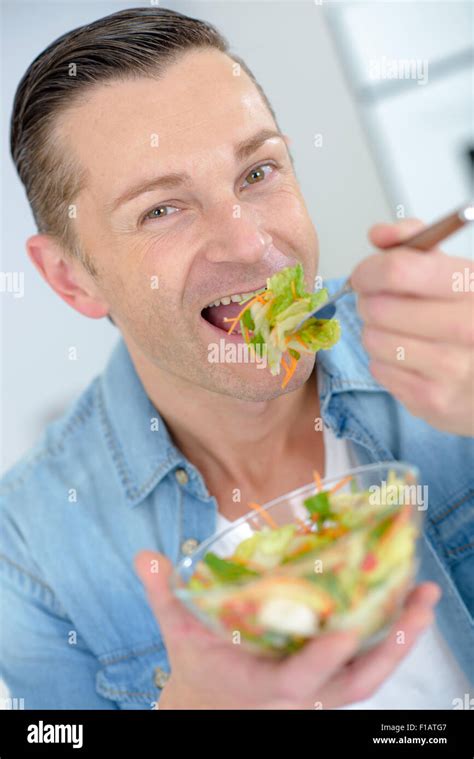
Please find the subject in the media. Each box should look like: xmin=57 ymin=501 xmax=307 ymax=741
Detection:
xmin=10 ymin=6 xmax=279 ymax=277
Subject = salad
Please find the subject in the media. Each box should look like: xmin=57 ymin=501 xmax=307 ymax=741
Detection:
xmin=182 ymin=470 xmax=420 ymax=656
xmin=223 ymin=264 xmax=341 ymax=387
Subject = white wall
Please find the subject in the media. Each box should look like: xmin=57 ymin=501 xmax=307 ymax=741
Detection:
xmin=326 ymin=0 xmax=473 ymax=260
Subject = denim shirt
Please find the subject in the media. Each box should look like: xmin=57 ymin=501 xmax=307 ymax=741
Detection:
xmin=1 ymin=278 xmax=473 ymax=710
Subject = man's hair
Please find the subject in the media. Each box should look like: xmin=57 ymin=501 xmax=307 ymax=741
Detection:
xmin=10 ymin=6 xmax=279 ymax=277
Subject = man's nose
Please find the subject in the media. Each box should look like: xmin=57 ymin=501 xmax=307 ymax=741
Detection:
xmin=204 ymin=202 xmax=272 ymax=264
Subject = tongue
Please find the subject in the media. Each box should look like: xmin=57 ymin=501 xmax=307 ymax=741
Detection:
xmin=203 ymin=301 xmax=244 ymax=332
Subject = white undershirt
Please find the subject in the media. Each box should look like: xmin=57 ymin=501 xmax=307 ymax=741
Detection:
xmin=214 ymin=374 xmax=470 ymax=708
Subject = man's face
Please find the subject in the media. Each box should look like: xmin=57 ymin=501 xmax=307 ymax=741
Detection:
xmin=63 ymin=48 xmax=320 ymax=400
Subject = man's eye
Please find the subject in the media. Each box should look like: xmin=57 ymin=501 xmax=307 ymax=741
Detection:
xmin=143 ymin=205 xmax=180 ymax=223
xmin=141 ymin=163 xmax=277 ymax=223
xmin=242 ymin=163 xmax=275 ymax=188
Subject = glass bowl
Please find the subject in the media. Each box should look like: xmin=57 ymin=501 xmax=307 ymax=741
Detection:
xmin=170 ymin=461 xmax=425 ymax=657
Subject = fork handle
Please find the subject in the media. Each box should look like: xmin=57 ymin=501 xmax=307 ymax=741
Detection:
xmin=400 ymin=206 xmax=472 ymax=251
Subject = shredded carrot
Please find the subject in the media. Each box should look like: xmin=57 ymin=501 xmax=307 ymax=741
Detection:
xmin=222 ymin=294 xmax=263 ymax=335
xmin=295 ymin=335 xmax=308 ymax=350
xmin=248 ymin=501 xmax=278 ymax=529
xmin=313 ymin=469 xmax=322 ymax=492
xmin=281 ymin=372 xmax=291 ymax=389
xmin=284 ymin=333 xmax=306 ymax=349
xmin=295 ymin=516 xmax=312 ymax=534
xmin=281 ymin=371 xmax=293 ymax=390
xmin=239 ymin=290 xmax=266 ymax=306
xmin=281 ymin=354 xmax=298 ymax=389
xmin=329 ymin=474 xmax=352 ymax=494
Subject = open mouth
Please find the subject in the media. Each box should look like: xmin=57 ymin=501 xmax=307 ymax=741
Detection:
xmin=201 ymin=285 xmax=267 ymax=335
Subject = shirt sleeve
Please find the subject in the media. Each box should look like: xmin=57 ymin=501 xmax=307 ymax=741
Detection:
xmin=0 ymin=554 xmax=117 ymax=710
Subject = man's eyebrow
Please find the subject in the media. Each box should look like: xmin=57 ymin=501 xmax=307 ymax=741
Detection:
xmin=234 ymin=127 xmax=285 ymax=163
xmin=107 ymin=128 xmax=285 ymax=213
xmin=106 ymin=171 xmax=193 ymax=214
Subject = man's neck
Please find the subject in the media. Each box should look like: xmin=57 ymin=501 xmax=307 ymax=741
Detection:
xmin=127 ymin=348 xmax=323 ymax=508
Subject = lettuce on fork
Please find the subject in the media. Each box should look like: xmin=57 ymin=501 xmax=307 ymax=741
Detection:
xmin=224 ymin=263 xmax=341 ymax=387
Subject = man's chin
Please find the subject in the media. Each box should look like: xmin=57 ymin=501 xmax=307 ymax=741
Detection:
xmin=202 ymin=352 xmax=317 ymax=402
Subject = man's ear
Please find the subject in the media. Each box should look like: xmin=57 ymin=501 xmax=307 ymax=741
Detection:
xmin=26 ymin=234 xmax=110 ymax=319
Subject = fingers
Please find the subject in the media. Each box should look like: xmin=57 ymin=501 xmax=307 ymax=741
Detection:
xmin=357 ymin=294 xmax=474 ymax=344
xmin=355 ymin=218 xmax=472 ymax=298
xmin=134 ymin=550 xmax=201 ymax=643
xmin=134 ymin=550 xmax=173 ymax=611
xmin=134 ymin=550 xmax=175 ymax=623
xmin=275 ymin=630 xmax=360 ymax=702
xmin=361 ymin=326 xmax=470 ymax=381
xmin=351 ymin=249 xmax=461 ymax=297
xmin=405 ymin=581 xmax=442 ymax=607
xmin=368 ymin=218 xmax=425 ymax=249
xmin=322 ymin=582 xmax=441 ymax=708
xmin=367 ymin=357 xmax=474 ymax=434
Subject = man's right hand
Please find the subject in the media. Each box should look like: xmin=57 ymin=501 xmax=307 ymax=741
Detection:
xmin=134 ymin=550 xmax=440 ymax=710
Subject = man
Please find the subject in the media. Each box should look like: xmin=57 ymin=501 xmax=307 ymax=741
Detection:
xmin=1 ymin=7 xmax=473 ymax=710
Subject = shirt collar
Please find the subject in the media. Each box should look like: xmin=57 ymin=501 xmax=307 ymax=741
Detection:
xmin=99 ymin=276 xmax=387 ymax=507
xmin=98 ymin=339 xmax=187 ymax=506
xmin=316 ymin=277 xmax=387 ymax=406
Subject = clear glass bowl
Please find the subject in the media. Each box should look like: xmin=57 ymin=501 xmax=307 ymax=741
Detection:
xmin=170 ymin=461 xmax=425 ymax=657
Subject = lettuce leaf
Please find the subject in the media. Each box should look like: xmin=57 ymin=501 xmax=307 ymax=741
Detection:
xmin=240 ymin=263 xmax=341 ymax=376
xmin=203 ymin=552 xmax=260 ymax=583
xmin=303 ymin=491 xmax=333 ymax=520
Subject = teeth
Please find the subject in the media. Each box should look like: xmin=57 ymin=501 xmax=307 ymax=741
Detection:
xmin=206 ymin=286 xmax=266 ymax=309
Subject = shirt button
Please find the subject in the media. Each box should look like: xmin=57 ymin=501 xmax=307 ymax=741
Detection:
xmin=175 ymin=468 xmax=189 ymax=486
xmin=153 ymin=667 xmax=170 ymax=689
xmin=181 ymin=538 xmax=199 ymax=555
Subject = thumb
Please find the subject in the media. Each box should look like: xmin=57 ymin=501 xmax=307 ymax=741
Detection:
xmin=134 ymin=550 xmax=189 ymax=641
xmin=368 ymin=217 xmax=425 ymax=249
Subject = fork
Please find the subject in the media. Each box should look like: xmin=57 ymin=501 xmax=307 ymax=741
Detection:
xmin=293 ymin=203 xmax=474 ymax=327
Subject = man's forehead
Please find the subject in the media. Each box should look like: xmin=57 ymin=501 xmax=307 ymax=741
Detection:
xmin=59 ymin=49 xmax=273 ymax=184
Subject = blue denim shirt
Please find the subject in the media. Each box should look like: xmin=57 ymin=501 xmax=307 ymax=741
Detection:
xmin=1 ymin=278 xmax=473 ymax=709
